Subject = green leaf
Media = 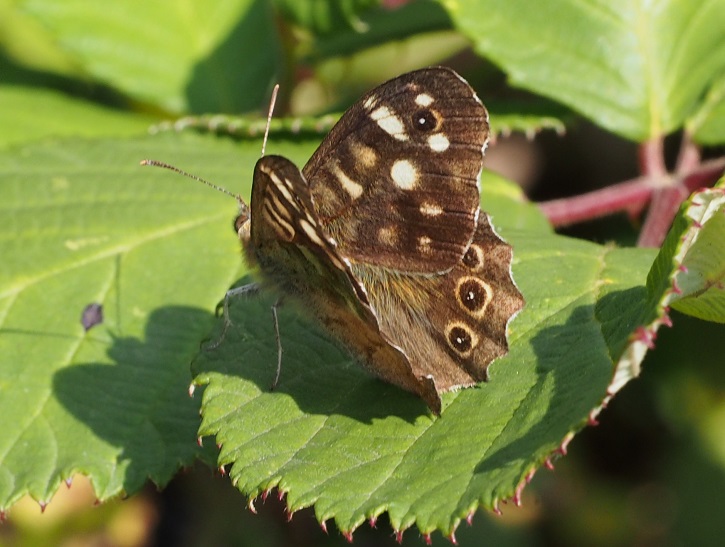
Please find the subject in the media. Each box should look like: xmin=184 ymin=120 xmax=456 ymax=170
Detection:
xmin=0 ymin=86 xmax=153 ymax=148
xmin=443 ymin=0 xmax=725 ymax=142
xmin=21 ymin=0 xmax=282 ymax=114
xmin=149 ymin=103 xmax=568 ymax=144
xmin=488 ymin=99 xmax=569 ymax=139
xmin=658 ymin=179 xmax=725 ymax=322
xmin=1 ymin=126 xmax=716 ymax=536
xmin=191 ymin=171 xmax=683 ymax=537
xmin=0 ymin=133 xmax=264 ymax=510
xmin=687 ymin=73 xmax=725 ymax=144
xmin=307 ymin=0 xmax=453 ymax=59
xmin=274 ymin=0 xmax=380 ymax=35
xmin=0 ymin=0 xmax=77 ymax=75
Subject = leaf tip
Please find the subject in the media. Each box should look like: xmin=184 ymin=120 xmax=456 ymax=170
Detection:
xmin=662 ymin=307 xmax=673 ymax=327
xmin=466 ymin=510 xmax=475 ymax=525
xmin=514 ymin=469 xmax=536 ymax=506
xmin=632 ymin=326 xmax=657 ymax=349
xmin=558 ymin=433 xmax=574 ymax=456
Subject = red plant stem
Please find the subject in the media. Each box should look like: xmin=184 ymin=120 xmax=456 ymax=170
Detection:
xmin=636 ymin=185 xmax=690 ymax=247
xmin=637 ymin=157 xmax=725 ymax=247
xmin=675 ymin=132 xmax=701 ymax=174
xmin=639 ymin=138 xmax=667 ymax=177
xmin=539 ymin=157 xmax=725 ymax=229
xmin=538 ymin=177 xmax=654 ymax=227
xmin=682 ymin=157 xmax=725 ymax=193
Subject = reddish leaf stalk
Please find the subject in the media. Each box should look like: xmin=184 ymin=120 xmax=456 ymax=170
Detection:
xmin=538 ymin=133 xmax=725 ymax=247
xmin=637 ymin=185 xmax=690 ymax=247
xmin=538 ymin=177 xmax=654 ymax=226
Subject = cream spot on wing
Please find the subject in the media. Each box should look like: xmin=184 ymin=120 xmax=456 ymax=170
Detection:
xmin=331 ymin=163 xmax=363 ymax=200
xmin=264 ymin=200 xmax=295 ymax=240
xmin=371 ymin=106 xmax=408 ymax=141
xmin=415 ymin=93 xmax=434 ymax=107
xmin=268 ymin=171 xmax=294 ymax=203
xmin=390 ymin=159 xmax=417 ymax=190
xmin=418 ymin=235 xmax=432 ymax=253
xmin=419 ymin=202 xmax=443 ymax=217
xmin=353 ymin=143 xmax=378 ymax=168
xmin=363 ymin=94 xmax=377 ymax=110
xmin=299 ymin=218 xmax=325 ymax=246
xmin=427 ymin=133 xmax=450 ymax=152
xmin=377 ymin=226 xmax=398 ymax=246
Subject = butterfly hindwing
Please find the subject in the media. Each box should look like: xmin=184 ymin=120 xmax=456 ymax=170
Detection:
xmin=423 ymin=214 xmax=524 ymax=386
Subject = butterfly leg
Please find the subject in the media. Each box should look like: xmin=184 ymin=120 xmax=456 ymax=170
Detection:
xmin=270 ymin=296 xmax=285 ymax=390
xmin=206 ymin=282 xmax=261 ymax=350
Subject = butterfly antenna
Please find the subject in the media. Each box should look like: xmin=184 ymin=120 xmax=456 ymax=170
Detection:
xmin=140 ymin=159 xmax=241 ymax=202
xmin=261 ymin=83 xmax=280 ymax=158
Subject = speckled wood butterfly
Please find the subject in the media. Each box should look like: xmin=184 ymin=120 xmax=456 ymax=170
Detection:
xmin=234 ymin=67 xmax=524 ymax=414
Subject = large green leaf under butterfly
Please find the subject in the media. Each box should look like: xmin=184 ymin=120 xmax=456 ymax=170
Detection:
xmin=193 ymin=164 xmax=725 ymax=540
xmin=1 ymin=129 xmax=723 ymax=539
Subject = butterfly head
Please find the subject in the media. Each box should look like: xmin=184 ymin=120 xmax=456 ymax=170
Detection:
xmin=234 ymin=199 xmax=251 ymax=245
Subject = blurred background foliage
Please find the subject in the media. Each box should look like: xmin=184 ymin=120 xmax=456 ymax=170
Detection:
xmin=1 ymin=0 xmax=724 ymax=545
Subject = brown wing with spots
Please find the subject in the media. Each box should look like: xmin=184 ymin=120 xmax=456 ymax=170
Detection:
xmin=356 ymin=214 xmax=524 ymax=392
xmin=247 ymin=154 xmax=445 ymax=413
xmin=426 ymin=214 xmax=525 ymax=386
xmin=302 ymin=67 xmax=489 ymax=274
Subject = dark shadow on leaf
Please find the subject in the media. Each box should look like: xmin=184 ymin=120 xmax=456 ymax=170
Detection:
xmin=193 ymin=286 xmax=431 ymax=425
xmin=53 ymin=305 xmax=219 ymax=494
xmin=595 ymin=285 xmax=651 ymax=361
xmin=474 ymin=299 xmax=630 ymax=478
xmin=185 ymin=0 xmax=282 ymax=114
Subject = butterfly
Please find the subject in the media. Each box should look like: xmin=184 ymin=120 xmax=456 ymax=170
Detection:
xmin=234 ymin=67 xmax=524 ymax=415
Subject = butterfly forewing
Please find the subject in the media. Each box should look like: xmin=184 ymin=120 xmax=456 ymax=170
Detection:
xmin=249 ymin=155 xmax=368 ymax=306
xmin=303 ymin=67 xmax=489 ymax=274
xmin=247 ymin=155 xmax=444 ymax=413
